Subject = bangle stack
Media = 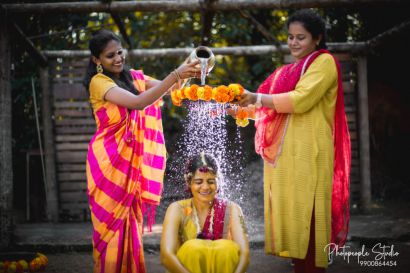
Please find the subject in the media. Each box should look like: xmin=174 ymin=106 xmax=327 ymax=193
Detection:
xmin=171 ymin=69 xmax=181 ymax=82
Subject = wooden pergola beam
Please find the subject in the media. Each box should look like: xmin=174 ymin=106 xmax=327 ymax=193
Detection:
xmin=2 ymin=0 xmax=409 ymax=14
xmin=41 ymin=42 xmax=367 ymax=58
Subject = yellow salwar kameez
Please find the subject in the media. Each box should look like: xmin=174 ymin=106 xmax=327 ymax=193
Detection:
xmin=264 ymin=53 xmax=338 ymax=268
xmin=175 ymin=198 xmax=240 ymax=273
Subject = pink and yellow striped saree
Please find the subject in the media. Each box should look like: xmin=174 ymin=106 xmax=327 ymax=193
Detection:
xmin=86 ymin=70 xmax=166 ymax=273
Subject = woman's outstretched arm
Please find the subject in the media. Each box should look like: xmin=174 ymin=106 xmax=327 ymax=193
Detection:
xmin=160 ymin=202 xmax=191 ymax=273
xmin=104 ymin=60 xmax=199 ymax=110
xmin=230 ymin=202 xmax=250 ymax=273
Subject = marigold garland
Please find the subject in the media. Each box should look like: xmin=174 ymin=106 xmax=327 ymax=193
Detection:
xmin=171 ymin=83 xmax=250 ymax=127
xmin=0 ymin=253 xmax=48 ymax=273
xmin=171 ymin=83 xmax=244 ymax=105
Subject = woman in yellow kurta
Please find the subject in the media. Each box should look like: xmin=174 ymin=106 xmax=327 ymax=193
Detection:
xmin=160 ymin=153 xmax=250 ymax=273
xmin=83 ymin=29 xmax=200 ymax=273
xmin=239 ymin=10 xmax=351 ymax=273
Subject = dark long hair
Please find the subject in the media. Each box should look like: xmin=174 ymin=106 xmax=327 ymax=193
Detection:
xmin=83 ymin=29 xmax=138 ymax=94
xmin=287 ymin=9 xmax=327 ymax=50
xmin=184 ymin=153 xmax=219 ymax=184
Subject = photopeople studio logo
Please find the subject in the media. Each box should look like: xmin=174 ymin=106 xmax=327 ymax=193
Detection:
xmin=324 ymin=243 xmax=399 ymax=267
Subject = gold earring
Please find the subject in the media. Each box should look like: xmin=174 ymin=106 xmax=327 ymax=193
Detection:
xmin=96 ymin=64 xmax=103 ymax=73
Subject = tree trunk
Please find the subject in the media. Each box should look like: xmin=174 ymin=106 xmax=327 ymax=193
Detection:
xmin=0 ymin=8 xmax=13 ymax=250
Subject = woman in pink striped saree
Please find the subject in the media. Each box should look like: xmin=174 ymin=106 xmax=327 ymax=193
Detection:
xmin=83 ymin=29 xmax=200 ymax=273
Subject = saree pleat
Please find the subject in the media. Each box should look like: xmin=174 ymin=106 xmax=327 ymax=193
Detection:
xmin=87 ymin=70 xmax=166 ymax=273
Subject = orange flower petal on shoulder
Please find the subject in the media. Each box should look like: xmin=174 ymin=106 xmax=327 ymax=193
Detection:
xmin=184 ymin=207 xmax=192 ymax=216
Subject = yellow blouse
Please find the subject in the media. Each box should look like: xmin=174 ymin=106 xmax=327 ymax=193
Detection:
xmin=89 ymin=73 xmax=118 ymax=111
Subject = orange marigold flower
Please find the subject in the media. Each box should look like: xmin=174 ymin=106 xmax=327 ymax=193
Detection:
xmin=171 ymin=90 xmax=182 ymax=106
xmin=235 ymin=107 xmax=249 ymax=127
xmin=187 ymin=84 xmax=199 ymax=101
xmin=227 ymin=89 xmax=235 ymax=102
xmin=203 ymin=85 xmax=213 ymax=101
xmin=214 ymin=85 xmax=230 ymax=104
xmin=177 ymin=88 xmax=186 ymax=99
xmin=236 ymin=108 xmax=249 ymax=120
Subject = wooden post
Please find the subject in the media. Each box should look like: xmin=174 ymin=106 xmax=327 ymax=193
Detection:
xmin=357 ymin=56 xmax=372 ymax=211
xmin=0 ymin=8 xmax=13 ymax=249
xmin=39 ymin=67 xmax=59 ymax=222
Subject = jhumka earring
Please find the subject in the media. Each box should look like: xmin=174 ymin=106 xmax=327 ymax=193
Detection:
xmin=96 ymin=64 xmax=103 ymax=73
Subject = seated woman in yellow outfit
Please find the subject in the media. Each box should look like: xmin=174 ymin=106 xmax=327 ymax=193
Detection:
xmin=160 ymin=153 xmax=250 ymax=273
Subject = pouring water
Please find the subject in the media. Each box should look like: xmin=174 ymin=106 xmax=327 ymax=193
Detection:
xmin=189 ymin=46 xmax=215 ymax=85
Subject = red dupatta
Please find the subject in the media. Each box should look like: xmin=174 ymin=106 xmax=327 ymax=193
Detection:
xmin=255 ymin=49 xmax=351 ymax=246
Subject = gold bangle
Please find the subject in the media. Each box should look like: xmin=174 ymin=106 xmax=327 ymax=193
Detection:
xmin=173 ymin=69 xmax=181 ymax=81
xmin=171 ymin=71 xmax=179 ymax=82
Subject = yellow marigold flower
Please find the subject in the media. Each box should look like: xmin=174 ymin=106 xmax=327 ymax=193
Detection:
xmin=212 ymin=87 xmax=218 ymax=100
xmin=228 ymin=83 xmax=245 ymax=102
xmin=182 ymin=87 xmax=190 ymax=99
xmin=236 ymin=118 xmax=249 ymax=127
xmin=197 ymin=87 xmax=205 ymax=100
xmin=228 ymin=84 xmax=243 ymax=96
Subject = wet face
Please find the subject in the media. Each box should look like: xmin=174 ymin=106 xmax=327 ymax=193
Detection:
xmin=93 ymin=40 xmax=125 ymax=77
xmin=287 ymin=22 xmax=320 ymax=62
xmin=189 ymin=169 xmax=217 ymax=204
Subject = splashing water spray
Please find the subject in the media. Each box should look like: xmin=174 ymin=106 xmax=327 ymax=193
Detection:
xmin=168 ymin=46 xmax=246 ymax=200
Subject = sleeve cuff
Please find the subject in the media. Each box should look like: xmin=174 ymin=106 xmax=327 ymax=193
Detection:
xmin=272 ymin=93 xmax=293 ymax=113
xmin=102 ymin=84 xmax=117 ymax=100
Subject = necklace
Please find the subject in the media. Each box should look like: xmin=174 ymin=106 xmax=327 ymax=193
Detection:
xmin=192 ymin=200 xmax=215 ymax=238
